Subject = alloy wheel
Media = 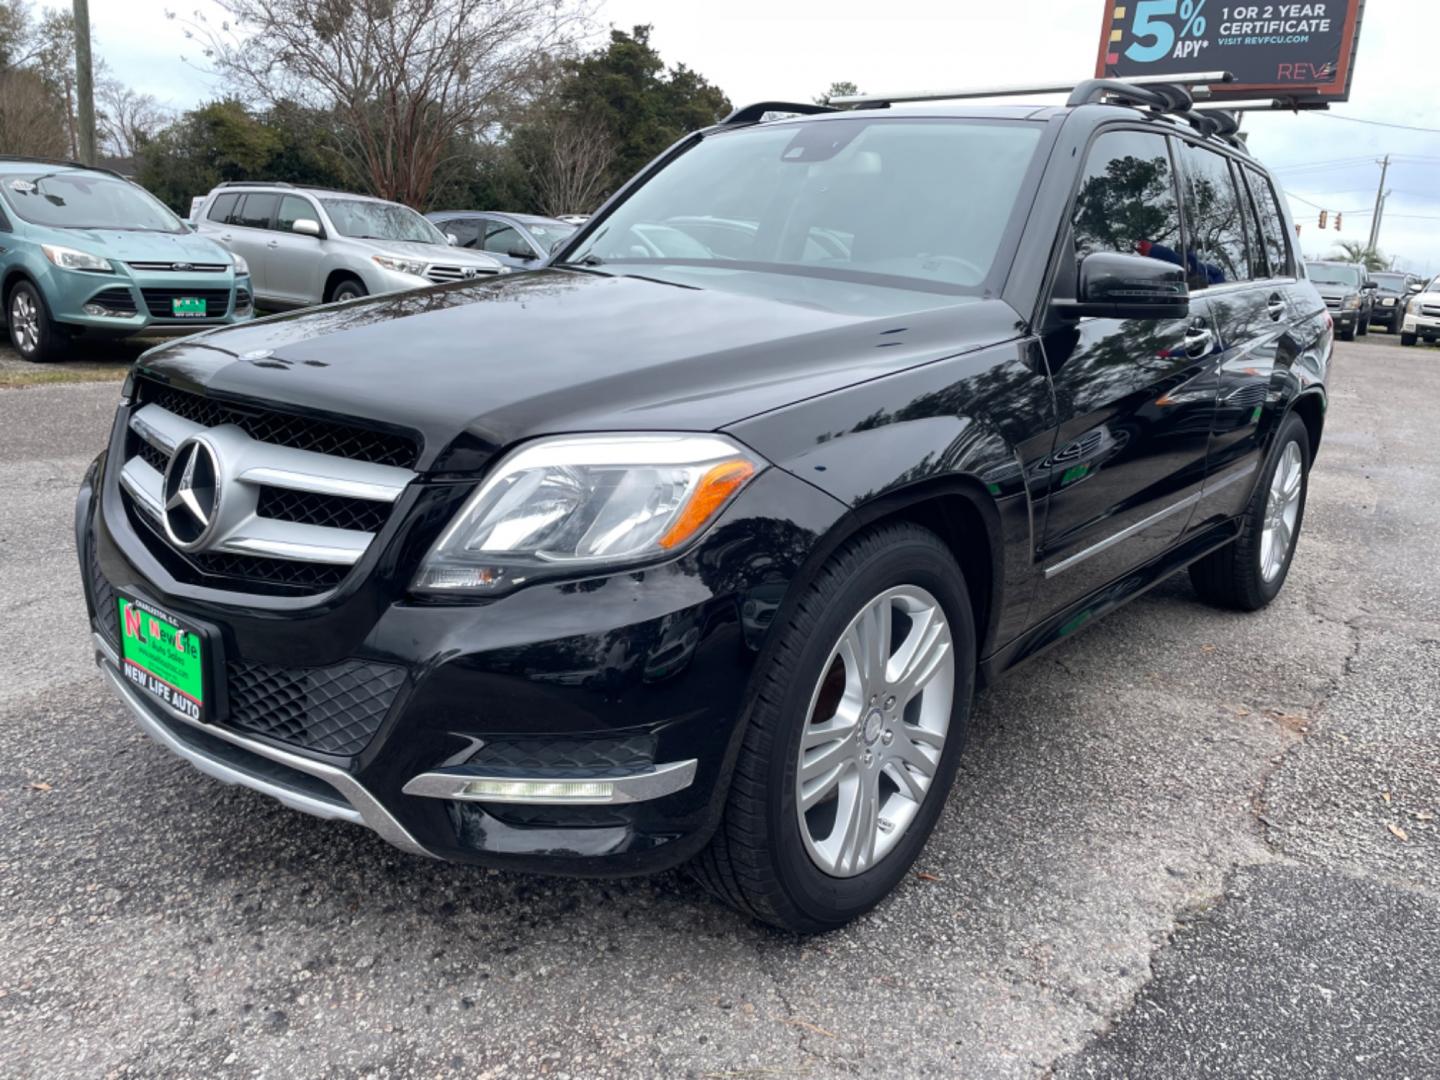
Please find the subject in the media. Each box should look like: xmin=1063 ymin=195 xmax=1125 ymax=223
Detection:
xmin=1261 ymin=441 xmax=1303 ymax=582
xmin=795 ymin=585 xmax=955 ymax=878
xmin=10 ymin=291 xmax=39 ymax=354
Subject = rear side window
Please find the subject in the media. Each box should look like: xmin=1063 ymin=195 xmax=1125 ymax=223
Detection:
xmin=233 ymin=193 xmax=278 ymax=230
xmin=1242 ymin=167 xmax=1294 ymax=278
xmin=442 ymin=218 xmax=482 ymax=248
xmin=1070 ymin=129 xmax=1183 ymax=273
xmin=207 ymin=192 xmax=238 ymax=224
xmin=483 ymin=221 xmax=527 ymax=256
xmin=1175 ymin=142 xmax=1252 ymax=286
xmin=276 ymin=195 xmax=316 ymax=232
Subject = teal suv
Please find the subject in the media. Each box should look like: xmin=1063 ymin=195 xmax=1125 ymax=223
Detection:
xmin=0 ymin=158 xmax=252 ymax=363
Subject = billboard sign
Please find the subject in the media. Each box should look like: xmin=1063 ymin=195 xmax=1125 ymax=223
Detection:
xmin=1096 ymin=1 xmax=1365 ymax=101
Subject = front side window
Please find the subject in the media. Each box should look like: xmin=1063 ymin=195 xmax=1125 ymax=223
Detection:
xmin=1242 ymin=166 xmax=1294 ymax=278
xmin=1071 ymin=129 xmax=1182 ymax=275
xmin=276 ymin=195 xmax=317 ymax=232
xmin=2 ymin=171 xmax=184 ymax=233
xmin=1175 ymin=143 xmax=1251 ymax=285
xmin=320 ymin=198 xmax=445 ymax=244
xmin=565 ymin=117 xmax=1045 ymax=316
xmin=483 ymin=222 xmax=527 ymax=256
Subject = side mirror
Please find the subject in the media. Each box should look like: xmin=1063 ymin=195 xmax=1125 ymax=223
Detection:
xmin=1053 ymin=251 xmax=1189 ymax=320
xmin=549 ymin=238 xmax=567 ymax=255
xmin=1408 ymin=281 xmax=1425 ymax=293
xmin=1363 ymin=280 xmax=1378 ymax=290
xmin=292 ymin=218 xmax=322 ymax=238
xmin=507 ymin=244 xmax=535 ymax=260
xmin=446 ymin=232 xmax=459 ymax=246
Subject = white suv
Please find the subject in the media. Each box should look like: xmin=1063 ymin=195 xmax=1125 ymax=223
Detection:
xmin=192 ymin=183 xmax=505 ymax=309
xmin=1401 ymin=275 xmax=1440 ymax=347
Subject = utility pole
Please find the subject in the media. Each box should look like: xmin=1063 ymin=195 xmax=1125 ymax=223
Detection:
xmin=72 ymin=0 xmax=96 ymax=165
xmin=1367 ymin=154 xmax=1390 ymax=253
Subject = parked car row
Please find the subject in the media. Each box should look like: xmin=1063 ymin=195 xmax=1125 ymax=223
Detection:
xmin=1401 ymin=273 xmax=1440 ymax=347
xmin=0 ymin=158 xmax=253 ymax=363
xmin=1 ymin=157 xmax=581 ymax=362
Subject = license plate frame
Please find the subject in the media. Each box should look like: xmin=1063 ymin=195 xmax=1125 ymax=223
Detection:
xmin=171 ymin=296 xmax=207 ymax=318
xmin=117 ymin=594 xmax=208 ymax=724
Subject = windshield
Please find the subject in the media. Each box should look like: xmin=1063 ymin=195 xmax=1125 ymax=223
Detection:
xmin=2 ymin=171 xmax=183 ymax=232
xmin=524 ymin=220 xmax=576 ymax=247
xmin=321 ymin=198 xmax=446 ymax=244
xmin=1306 ymin=263 xmax=1362 ymax=288
xmin=1372 ymin=273 xmax=1406 ymax=291
xmin=563 ymin=117 xmax=1044 ymax=315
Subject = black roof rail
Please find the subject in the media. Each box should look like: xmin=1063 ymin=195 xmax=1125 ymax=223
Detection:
xmin=721 ymin=101 xmax=836 ymax=125
xmin=1067 ymin=79 xmax=1171 ymax=109
xmin=830 ymin=71 xmax=1232 ymax=109
xmin=214 ymin=180 xmax=297 ymax=189
xmin=0 ymin=155 xmax=125 ymax=179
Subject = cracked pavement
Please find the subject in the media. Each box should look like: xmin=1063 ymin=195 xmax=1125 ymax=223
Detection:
xmin=1 ymin=334 xmax=1436 ymax=1078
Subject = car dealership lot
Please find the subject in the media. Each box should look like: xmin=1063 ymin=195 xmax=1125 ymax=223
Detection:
xmin=0 ymin=335 xmax=1436 ymax=1078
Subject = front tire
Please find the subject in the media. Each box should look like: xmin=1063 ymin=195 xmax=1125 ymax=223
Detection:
xmin=1400 ymin=332 xmax=1417 ymax=346
xmin=1189 ymin=412 xmax=1310 ymax=611
xmin=1339 ymin=322 xmax=1356 ymax=342
xmin=693 ymin=523 xmax=975 ymax=933
xmin=328 ymin=278 xmax=368 ymax=303
xmin=7 ymin=281 xmax=67 ymax=363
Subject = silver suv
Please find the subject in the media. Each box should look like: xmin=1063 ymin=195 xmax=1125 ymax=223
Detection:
xmin=192 ymin=183 xmax=505 ymax=309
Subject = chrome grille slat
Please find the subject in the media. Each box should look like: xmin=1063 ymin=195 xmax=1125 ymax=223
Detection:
xmin=118 ymin=399 xmax=417 ymax=591
xmin=126 ymin=261 xmax=229 ymax=272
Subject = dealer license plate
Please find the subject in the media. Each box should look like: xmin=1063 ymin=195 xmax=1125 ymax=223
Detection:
xmin=171 ymin=296 xmax=207 ymax=318
xmin=118 ymin=595 xmax=206 ymax=723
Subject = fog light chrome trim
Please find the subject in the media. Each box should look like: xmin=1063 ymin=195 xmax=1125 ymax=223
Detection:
xmin=402 ymin=759 xmax=698 ymax=805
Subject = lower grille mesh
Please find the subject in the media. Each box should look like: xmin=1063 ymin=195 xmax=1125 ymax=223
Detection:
xmin=226 ymin=659 xmax=406 ymax=755
xmin=87 ymin=541 xmax=120 ymax=647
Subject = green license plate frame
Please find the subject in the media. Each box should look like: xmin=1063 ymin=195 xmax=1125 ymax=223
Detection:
xmin=117 ymin=595 xmax=207 ymax=724
xmin=171 ymin=296 xmax=207 ymax=318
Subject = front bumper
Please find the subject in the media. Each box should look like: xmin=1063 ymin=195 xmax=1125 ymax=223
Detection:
xmin=80 ymin=449 xmax=845 ymax=874
xmin=1402 ymin=311 xmax=1440 ymax=336
xmin=52 ymin=270 xmax=253 ymax=336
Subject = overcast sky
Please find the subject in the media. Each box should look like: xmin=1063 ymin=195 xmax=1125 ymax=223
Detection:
xmin=49 ymin=0 xmax=1440 ymax=275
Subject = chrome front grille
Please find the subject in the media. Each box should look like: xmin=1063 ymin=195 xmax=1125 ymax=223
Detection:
xmin=117 ymin=381 xmax=419 ymax=595
xmin=126 ymin=261 xmax=229 ymax=272
xmin=424 ymin=265 xmax=498 ymax=284
xmin=1422 ymin=304 xmax=1440 ymax=318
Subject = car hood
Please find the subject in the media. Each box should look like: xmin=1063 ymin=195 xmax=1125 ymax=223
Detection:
xmin=1312 ymin=285 xmax=1357 ymax=300
xmin=349 ymin=237 xmax=501 ymax=269
xmin=136 ymin=269 xmax=1020 ymax=472
xmin=57 ymin=228 xmax=234 ymax=266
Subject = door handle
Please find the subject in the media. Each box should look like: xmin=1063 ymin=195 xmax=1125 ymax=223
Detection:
xmin=220 ymin=234 xmax=233 ymax=243
xmin=1266 ymin=293 xmax=1286 ymax=320
xmin=1184 ymin=321 xmax=1215 ymax=358
xmin=266 ymin=240 xmax=279 ymax=249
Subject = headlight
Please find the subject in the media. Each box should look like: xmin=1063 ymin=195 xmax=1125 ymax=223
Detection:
xmin=232 ymin=254 xmax=250 ymax=276
xmin=41 ymin=244 xmax=112 ymax=272
xmin=372 ymin=254 xmax=427 ymax=277
xmin=1342 ymin=295 xmax=1360 ymax=309
xmin=1380 ymin=296 xmax=1395 ymax=306
xmin=413 ymin=433 xmax=765 ymax=594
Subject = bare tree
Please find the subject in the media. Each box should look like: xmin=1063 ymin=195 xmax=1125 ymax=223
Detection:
xmin=527 ymin=115 xmax=612 ymax=216
xmin=97 ymin=79 xmax=169 ymax=158
xmin=189 ymin=0 xmax=591 ymax=207
xmin=0 ymin=67 xmax=68 ymax=156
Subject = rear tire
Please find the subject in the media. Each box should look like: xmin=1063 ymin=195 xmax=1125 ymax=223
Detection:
xmin=1339 ymin=323 xmax=1355 ymax=342
xmin=7 ymin=280 xmax=67 ymax=363
xmin=1400 ymin=332 xmax=1417 ymax=346
xmin=1357 ymin=315 xmax=1370 ymax=336
xmin=692 ymin=523 xmax=976 ymax=933
xmin=1189 ymin=412 xmax=1310 ymax=612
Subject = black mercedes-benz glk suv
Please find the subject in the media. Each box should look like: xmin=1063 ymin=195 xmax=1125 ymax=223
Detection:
xmin=78 ymin=79 xmax=1331 ymax=932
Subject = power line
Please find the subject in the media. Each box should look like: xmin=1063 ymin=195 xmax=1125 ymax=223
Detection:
xmin=1312 ymin=113 xmax=1440 ymax=135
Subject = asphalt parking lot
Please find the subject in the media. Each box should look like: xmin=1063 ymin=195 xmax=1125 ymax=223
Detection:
xmin=1 ymin=332 xmax=1436 ymax=1079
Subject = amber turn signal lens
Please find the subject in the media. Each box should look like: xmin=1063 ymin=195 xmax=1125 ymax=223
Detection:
xmin=657 ymin=459 xmax=758 ymax=550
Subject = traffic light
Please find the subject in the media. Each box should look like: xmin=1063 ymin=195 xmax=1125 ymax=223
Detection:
xmin=1335 ymin=212 xmax=1342 ymax=232
xmin=1319 ymin=210 xmax=1328 ymax=229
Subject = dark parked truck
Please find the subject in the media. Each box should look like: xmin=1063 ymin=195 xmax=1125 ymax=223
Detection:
xmin=78 ymin=78 xmax=1331 ymax=933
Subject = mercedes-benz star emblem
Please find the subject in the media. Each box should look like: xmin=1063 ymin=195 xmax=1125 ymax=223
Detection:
xmin=162 ymin=437 xmax=221 ymax=550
